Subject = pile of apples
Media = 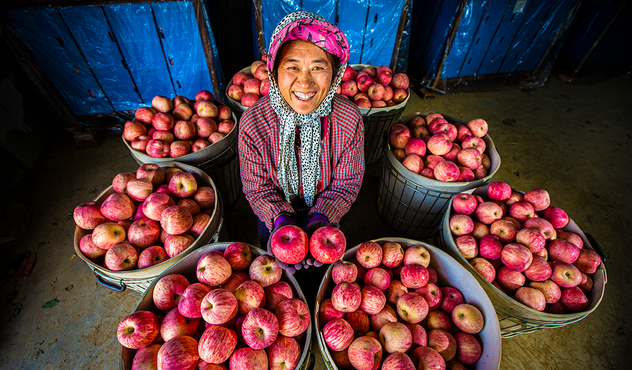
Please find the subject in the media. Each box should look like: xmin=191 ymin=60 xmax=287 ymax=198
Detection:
xmin=389 ymin=113 xmax=492 ymax=182
xmin=124 ymin=90 xmax=235 ymax=158
xmin=117 ymin=243 xmax=310 ymax=370
xmin=337 ymin=65 xmax=410 ymax=108
xmin=73 ymin=164 xmax=215 ymax=271
xmin=447 ymin=182 xmax=602 ymax=313
xmin=270 ymin=224 xmax=346 ymax=267
xmin=318 ymin=240 xmax=487 ymax=369
xmin=227 ymin=58 xmax=271 ymax=108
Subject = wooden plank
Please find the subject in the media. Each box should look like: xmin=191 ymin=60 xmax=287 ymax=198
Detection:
xmin=193 ymin=0 xmax=221 ymax=102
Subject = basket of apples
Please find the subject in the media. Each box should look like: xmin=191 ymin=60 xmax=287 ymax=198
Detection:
xmin=377 ymin=113 xmax=501 ymax=240
xmin=439 ymin=182 xmax=607 ymax=337
xmin=117 ymin=242 xmax=314 ymax=370
xmin=123 ymin=91 xmax=237 ymax=168
xmin=315 ymin=238 xmax=502 ymax=370
xmin=72 ymin=162 xmax=224 ymax=293
xmin=226 ymin=58 xmax=271 ymax=115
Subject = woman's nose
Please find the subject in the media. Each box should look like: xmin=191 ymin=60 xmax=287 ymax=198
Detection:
xmin=296 ymin=69 xmax=313 ymax=87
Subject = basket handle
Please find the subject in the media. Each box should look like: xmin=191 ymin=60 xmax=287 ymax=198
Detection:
xmin=585 ymin=232 xmax=605 ymax=262
xmin=94 ymin=271 xmax=127 ymax=292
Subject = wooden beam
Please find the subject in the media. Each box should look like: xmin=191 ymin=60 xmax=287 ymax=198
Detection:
xmin=194 ymin=0 xmax=222 ymax=103
xmin=431 ymin=0 xmax=468 ymax=91
xmin=390 ymin=0 xmax=411 ymax=72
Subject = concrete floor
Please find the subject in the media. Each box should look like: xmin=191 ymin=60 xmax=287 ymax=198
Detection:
xmin=0 ymin=75 xmax=631 ymax=369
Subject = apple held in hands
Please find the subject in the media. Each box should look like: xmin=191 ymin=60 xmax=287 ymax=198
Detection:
xmin=310 ymin=226 xmax=347 ymax=264
xmin=270 ymin=225 xmax=309 ymax=265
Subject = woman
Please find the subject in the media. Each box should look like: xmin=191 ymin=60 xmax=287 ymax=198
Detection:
xmin=238 ymin=11 xmax=364 ymax=289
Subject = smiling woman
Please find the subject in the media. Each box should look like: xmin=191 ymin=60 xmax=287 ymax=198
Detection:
xmin=238 ymin=11 xmax=365 ymax=294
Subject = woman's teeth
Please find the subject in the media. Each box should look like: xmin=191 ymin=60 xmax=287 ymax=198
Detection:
xmin=294 ymin=91 xmax=315 ymax=101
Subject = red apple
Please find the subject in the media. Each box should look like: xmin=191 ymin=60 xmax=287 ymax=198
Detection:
xmin=197 ymin=252 xmax=232 ymax=286
xmin=198 ymin=325 xmax=237 ymax=364
xmin=131 ymin=344 xmax=161 ymax=370
xmin=529 ymin=279 xmax=562 ymax=304
xmin=275 ymin=298 xmax=309 ymax=337
xmin=452 ymin=194 xmax=477 ymax=215
xmin=234 ymin=280 xmax=266 ymax=315
xmin=356 ymin=241 xmax=383 ymax=269
xmin=138 ymin=246 xmax=168 ymax=269
xmin=515 ymin=227 xmax=546 ymax=253
xmin=385 ymin=280 xmax=408 ymax=307
xmin=117 ymin=310 xmax=160 ymax=349
xmin=524 ymin=255 xmax=552 ymax=281
xmin=403 ymin=245 xmax=431 ymax=267
xmin=574 ymin=248 xmax=601 ymax=274
xmin=439 ymin=287 xmax=464 ymax=313
xmin=266 ymin=335 xmax=301 ymax=370
xmin=229 ymin=347 xmax=267 ymax=370
xmin=465 ymin=118 xmax=488 ymax=137
xmin=178 ymin=283 xmax=212 ymax=318
xmin=161 ymin=206 xmax=194 ymax=235
xmin=514 ymin=287 xmax=546 ymax=311
xmin=104 ymin=243 xmax=137 ymax=271
xmin=381 ymin=353 xmax=415 ymax=370
xmin=454 ymin=333 xmax=481 ymax=365
xmin=153 ymin=274 xmax=190 ymax=311
xmin=224 ymin=242 xmax=253 ymax=271
xmin=379 ymin=322 xmax=412 ymax=354
xmin=249 ymin=255 xmax=282 ymax=288
xmin=157 ymin=336 xmax=199 ymax=370
xmin=496 ymin=267 xmax=525 ymax=292
xmin=201 ymin=288 xmax=238 ymax=325
xmin=319 ymin=298 xmax=345 ymax=328
xmin=142 ymin=192 xmax=175 ymax=221
xmin=332 ymin=260 xmax=358 ymax=284
xmin=543 ymin=206 xmax=569 ymax=229
xmin=346 ymin=310 xmax=371 ymax=336
xmin=451 ymin=304 xmax=484 ymax=334
xmin=348 ymin=336 xmax=383 ymax=370
xmin=324 ymin=318 xmax=355 ymax=351
xmin=160 ymin=307 xmax=200 ymax=342
xmin=370 ymin=305 xmax=398 ymax=332
xmin=551 ymin=261 xmax=582 ymax=288
xmin=561 ymin=286 xmax=590 ymax=312
xmin=396 ymin=292 xmax=429 ymax=324
xmin=523 ymin=218 xmax=556 ymax=239
xmin=475 ymin=202 xmax=503 ymax=225
xmin=364 ymin=268 xmax=391 ymax=291
xmin=501 ymin=243 xmax=533 ymax=272
xmin=424 ymin=310 xmax=452 ymax=332
xmin=164 ymin=234 xmax=195 ymax=258
xmin=78 ymin=234 xmax=106 ymax=259
xmin=169 ymin=172 xmax=198 ymax=199
xmin=222 ymin=271 xmax=250 ymax=293
xmin=469 ymin=257 xmax=496 ymax=283
xmin=547 ymin=239 xmax=580 ymax=264
xmin=400 ymin=264 xmax=429 ymax=289
xmin=410 ymin=346 xmax=446 ymax=370
xmin=331 ymin=282 xmax=362 ymax=313
xmin=265 ymin=281 xmax=293 ymax=311
xmin=270 ymin=225 xmax=309 ymax=265
xmin=360 ymin=285 xmax=387 ymax=315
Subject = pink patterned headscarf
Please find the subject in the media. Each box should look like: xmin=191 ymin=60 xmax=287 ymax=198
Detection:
xmin=266 ymin=11 xmax=350 ymax=73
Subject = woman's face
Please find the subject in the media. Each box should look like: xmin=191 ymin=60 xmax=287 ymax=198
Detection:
xmin=276 ymin=39 xmax=334 ymax=114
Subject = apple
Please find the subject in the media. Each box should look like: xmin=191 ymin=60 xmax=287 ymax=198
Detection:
xmin=169 ymin=172 xmax=198 ymax=199
xmin=260 ymin=79 xmax=271 ymax=95
xmin=242 ymin=308 xmax=279 ymax=349
xmin=323 ymin=317 xmax=354 ymax=351
xmin=100 ymin=192 xmax=135 ymax=222
xmin=157 ymin=336 xmax=199 ymax=370
xmin=453 ymin=333 xmax=481 ymax=365
xmin=561 ymin=287 xmax=590 ymax=312
xmin=179 ymin=283 xmax=212 ymax=319
xmin=153 ymin=274 xmax=190 ymax=311
xmin=391 ymin=73 xmax=409 ymax=89
xmin=415 ymin=282 xmax=442 ymax=310
xmin=111 ymin=173 xmax=137 ymax=195
xmin=104 ymin=243 xmax=137 ymax=271
xmin=201 ymin=288 xmax=238 ymax=325
xmin=574 ymin=248 xmax=601 ymax=274
xmin=523 ymin=218 xmax=556 ymax=239
xmin=264 ymin=281 xmax=293 ymax=311
xmin=341 ymin=80 xmax=358 ymax=97
xmin=159 ymin=307 xmax=200 ymax=342
xmin=209 ymin=132 xmax=226 ymax=143
xmin=243 ymin=78 xmax=261 ymax=95
xmin=529 ymin=279 xmax=562 ymax=304
xmin=214 ymin=244 xmax=250 ymax=273
xmin=547 ymin=239 xmax=580 ymax=264
xmin=126 ymin=218 xmax=160 ymax=248
xmin=489 ymin=219 xmax=517 ymax=244
xmin=217 ymin=120 xmax=235 ymax=135
xmin=131 ymin=343 xmax=161 ymax=370
xmin=402 ymin=154 xmax=423 ymax=174
xmin=348 ymin=336 xmax=383 ymax=370
xmin=449 ymin=214 xmax=474 ymax=236
xmin=161 ymin=206 xmax=193 ymax=235
xmin=269 ymin=224 xmax=311 ymax=265
xmin=427 ymin=329 xmax=457 ymax=362
xmin=513 ymin=287 xmax=546 ymax=312
xmin=196 ymin=100 xmax=219 ymax=119
xmin=403 ymin=245 xmax=431 ymax=267
xmin=470 ymin=257 xmax=496 ymax=283
xmin=465 ymin=118 xmax=488 ymax=137
xmin=266 ymin=335 xmax=301 ymax=370
xmin=379 ymin=322 xmax=412 ymax=354
xmin=515 ymin=227 xmax=546 ymax=253
xmin=164 ymin=234 xmax=195 ymax=258
xmin=342 ymin=65 xmax=357 ymax=82
xmin=471 ymin=222 xmax=490 ymax=239
xmin=331 ymin=281 xmax=362 ymax=313
xmin=309 ymin=226 xmax=346 ymax=264
xmin=397 ymin=292 xmax=429 ymax=324
xmin=319 ymin=298 xmax=345 ymax=328
xmin=381 ymin=353 xmax=415 ymax=370
xmin=117 ymin=310 xmax=160 ymax=349
xmin=496 ymin=266 xmax=525 ymax=292
xmin=92 ymin=222 xmax=126 ymax=251
xmin=368 ymin=83 xmax=385 ymax=100
xmin=346 ymin=310 xmax=371 ymax=336
xmin=385 ymin=280 xmax=408 ymax=307
xmin=249 ymin=255 xmax=282 ymax=288
xmin=275 ymin=298 xmax=309 ymax=337
xmin=356 ymin=241 xmax=384 ymax=269
xmin=357 ymin=75 xmax=374 ymax=93
xmin=234 ymin=280 xmax=265 ymax=315
xmin=135 ymin=106 xmax=156 ymax=124
xmin=130 ymin=135 xmax=151 ymax=151
xmin=443 ymin=143 xmax=461 ymax=162
xmin=138 ymin=246 xmax=168 ymax=269
xmin=360 ymin=285 xmax=387 ymax=315
xmin=524 ymin=255 xmax=552 ymax=281
xmin=435 ymin=123 xmax=457 ymax=142
xmin=229 ymin=347 xmax=268 ymax=370
xmin=142 ymin=192 xmax=175 ymax=221
xmin=409 ymin=346 xmax=446 ymax=370
xmin=228 ymin=84 xmax=245 ymax=101
xmin=426 ymin=134 xmax=452 ymax=156
xmin=379 ymin=242 xmax=404 ymax=268
xmin=543 ymin=206 xmax=569 ymax=229
xmin=196 ymin=252 xmax=232 ymax=287
xmin=400 ymin=264 xmax=429 ymax=290
xmin=475 ymin=202 xmax=503 ymax=225
xmin=370 ymin=305 xmax=398 ymax=332
xmin=439 ymin=287 xmax=464 ymax=313
xmin=452 ymin=194 xmax=477 ymax=215
xmin=451 ymin=304 xmax=484 ymax=334
xmin=78 ymin=234 xmax=106 ymax=259
xmin=433 ymin=160 xmax=460 ymax=182
xmin=478 ymin=234 xmax=503 ymax=260
xmin=424 ymin=310 xmax=452 ymax=332
xmin=551 ymin=261 xmax=582 ymax=288
xmin=239 ymin=93 xmax=258 ymax=106
xmin=406 ymin=323 xmax=428 ymax=348
xmin=177 ymin=198 xmax=201 ymax=217
xmin=364 ymin=268 xmax=391 ymax=291
xmin=195 ymin=117 xmax=218 ymax=138
xmin=198 ymin=325 xmax=237 ymax=364
xmin=501 ymin=243 xmax=533 ymax=272
xmin=332 ymin=260 xmax=358 ymax=284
